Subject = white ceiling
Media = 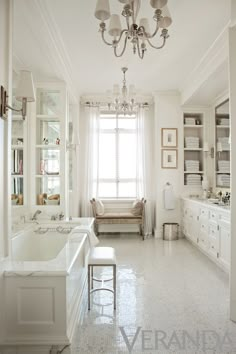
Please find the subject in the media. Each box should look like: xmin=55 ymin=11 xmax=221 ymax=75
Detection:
xmin=13 ymin=0 xmax=231 ymax=100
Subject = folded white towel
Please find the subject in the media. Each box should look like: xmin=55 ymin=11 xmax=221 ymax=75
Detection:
xmin=70 ymin=225 xmax=99 ymax=247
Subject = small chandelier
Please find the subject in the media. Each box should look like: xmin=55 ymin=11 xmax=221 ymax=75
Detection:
xmin=94 ymin=0 xmax=172 ymax=59
xmin=107 ymin=67 xmax=137 ymax=114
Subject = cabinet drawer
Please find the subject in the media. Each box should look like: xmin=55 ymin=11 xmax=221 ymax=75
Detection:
xmin=209 ymin=210 xmax=218 ymax=222
xmin=200 ymin=208 xmax=208 ymax=219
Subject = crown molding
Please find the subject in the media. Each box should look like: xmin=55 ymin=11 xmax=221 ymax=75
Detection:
xmin=13 ymin=0 xmax=78 ymax=104
xmin=181 ymin=24 xmax=230 ymax=105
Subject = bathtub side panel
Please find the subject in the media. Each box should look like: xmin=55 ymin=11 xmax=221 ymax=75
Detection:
xmin=4 ymin=276 xmax=69 ymax=345
xmin=66 ymin=236 xmax=90 ymax=340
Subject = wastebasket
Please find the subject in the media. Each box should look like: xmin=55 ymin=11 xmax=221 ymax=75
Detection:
xmin=163 ymin=223 xmax=179 ymax=241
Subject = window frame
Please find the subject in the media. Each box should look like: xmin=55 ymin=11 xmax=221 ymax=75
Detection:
xmin=98 ymin=111 xmax=137 ymax=199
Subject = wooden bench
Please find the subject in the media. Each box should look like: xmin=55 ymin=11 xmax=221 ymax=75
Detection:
xmin=90 ymin=198 xmax=146 ymax=240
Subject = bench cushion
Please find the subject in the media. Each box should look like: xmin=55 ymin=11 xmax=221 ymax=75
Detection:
xmin=96 ymin=212 xmax=141 ymax=219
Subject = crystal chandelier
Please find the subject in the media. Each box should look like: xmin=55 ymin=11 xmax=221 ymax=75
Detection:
xmin=107 ymin=67 xmax=141 ymax=114
xmin=94 ymin=0 xmax=172 ymax=59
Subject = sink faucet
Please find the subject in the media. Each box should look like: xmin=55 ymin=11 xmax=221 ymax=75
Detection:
xmin=32 ymin=210 xmax=42 ymax=220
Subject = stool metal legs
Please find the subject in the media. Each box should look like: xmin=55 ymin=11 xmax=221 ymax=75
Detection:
xmin=88 ymin=264 xmax=116 ymax=311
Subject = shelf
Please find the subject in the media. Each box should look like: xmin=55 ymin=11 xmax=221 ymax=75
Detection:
xmin=216 ymin=125 xmax=230 ymax=129
xmin=36 ymin=115 xmax=60 ymax=120
xmin=184 ymin=171 xmax=204 ymax=174
xmin=11 ymin=145 xmax=24 ymax=150
xmin=184 ymin=148 xmax=203 ymax=151
xmin=11 ymin=174 xmax=24 ymax=178
xmin=36 ymin=144 xmax=61 ymax=149
xmin=216 ymin=171 xmax=230 ymax=174
xmin=184 ymin=125 xmax=203 ymax=128
xmin=35 ymin=174 xmax=61 ymax=178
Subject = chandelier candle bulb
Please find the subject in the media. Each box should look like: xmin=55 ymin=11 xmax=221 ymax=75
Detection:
xmin=139 ymin=18 xmax=151 ymax=36
xmin=159 ymin=5 xmax=172 ymax=28
xmin=108 ymin=14 xmax=122 ymax=37
xmin=95 ymin=0 xmax=111 ymax=21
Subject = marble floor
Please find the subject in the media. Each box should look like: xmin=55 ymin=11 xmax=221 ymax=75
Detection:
xmin=65 ymin=235 xmax=236 ymax=354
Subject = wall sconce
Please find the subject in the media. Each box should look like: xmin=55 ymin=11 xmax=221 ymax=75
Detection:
xmin=0 ymin=70 xmax=35 ymax=120
xmin=203 ymin=142 xmax=214 ymax=158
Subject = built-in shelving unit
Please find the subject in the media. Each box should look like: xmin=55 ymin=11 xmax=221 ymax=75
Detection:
xmin=215 ymin=99 xmax=230 ymax=188
xmin=30 ymin=84 xmax=67 ymax=209
xmin=11 ymin=113 xmax=26 ymax=206
xmin=183 ymin=112 xmax=204 ymax=186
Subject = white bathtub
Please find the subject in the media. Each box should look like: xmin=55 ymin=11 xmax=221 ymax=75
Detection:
xmin=11 ymin=229 xmax=68 ymax=262
xmin=3 ymin=221 xmax=93 ymax=346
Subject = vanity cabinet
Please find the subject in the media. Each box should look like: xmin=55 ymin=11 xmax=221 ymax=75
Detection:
xmin=182 ymin=198 xmax=230 ymax=271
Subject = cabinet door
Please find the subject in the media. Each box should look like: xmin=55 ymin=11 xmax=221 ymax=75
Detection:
xmin=199 ymin=222 xmax=208 ymax=250
xmin=208 ymin=222 xmax=219 ymax=258
xmin=219 ymin=221 xmax=230 ymax=269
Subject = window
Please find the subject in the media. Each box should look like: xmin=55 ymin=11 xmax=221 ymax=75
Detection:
xmin=98 ymin=112 xmax=137 ymax=199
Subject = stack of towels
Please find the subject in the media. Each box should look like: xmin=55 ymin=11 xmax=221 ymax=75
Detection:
xmin=185 ymin=137 xmax=200 ymax=149
xmin=185 ymin=117 xmax=196 ymax=125
xmin=185 ymin=160 xmax=200 ymax=172
xmin=186 ymin=174 xmax=202 ymax=186
xmin=218 ymin=160 xmax=230 ymax=172
xmin=218 ymin=137 xmax=230 ymax=151
xmin=219 ymin=118 xmax=229 ymax=126
xmin=217 ymin=174 xmax=230 ymax=187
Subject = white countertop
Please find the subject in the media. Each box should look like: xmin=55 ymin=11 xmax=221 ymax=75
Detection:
xmin=182 ymin=197 xmax=230 ymax=214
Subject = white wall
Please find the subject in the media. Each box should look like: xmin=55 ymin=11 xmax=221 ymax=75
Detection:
xmin=154 ymin=92 xmax=183 ymax=238
xmin=0 ymin=0 xmax=12 ymax=344
xmin=229 ymin=24 xmax=236 ymax=321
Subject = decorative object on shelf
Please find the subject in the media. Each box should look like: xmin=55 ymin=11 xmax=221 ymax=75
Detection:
xmin=0 ymin=70 xmax=35 ymax=120
xmin=94 ymin=0 xmax=172 ymax=59
xmin=162 ymin=149 xmax=177 ymax=169
xmin=42 ymin=138 xmax=49 ymax=145
xmin=56 ymin=138 xmax=60 ymax=145
xmin=106 ymin=67 xmax=146 ymax=114
xmin=161 ymin=128 xmax=177 ymax=148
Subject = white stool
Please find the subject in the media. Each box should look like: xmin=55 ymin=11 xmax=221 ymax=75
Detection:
xmin=88 ymin=247 xmax=116 ymax=310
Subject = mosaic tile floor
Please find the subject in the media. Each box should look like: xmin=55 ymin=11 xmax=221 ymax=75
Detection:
xmin=64 ymin=235 xmax=236 ymax=354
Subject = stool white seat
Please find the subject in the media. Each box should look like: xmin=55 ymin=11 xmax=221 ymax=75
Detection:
xmin=88 ymin=247 xmax=117 ymax=310
xmin=88 ymin=247 xmax=116 ymax=265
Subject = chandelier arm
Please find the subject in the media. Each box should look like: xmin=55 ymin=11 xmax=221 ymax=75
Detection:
xmin=115 ymin=29 xmax=128 ymax=46
xmin=138 ymin=22 xmax=159 ymax=40
xmin=146 ymin=36 xmax=166 ymax=50
xmin=114 ymin=36 xmax=128 ymax=57
xmin=101 ymin=31 xmax=113 ymax=46
xmin=136 ymin=38 xmax=145 ymax=59
xmin=148 ymin=22 xmax=160 ymax=39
